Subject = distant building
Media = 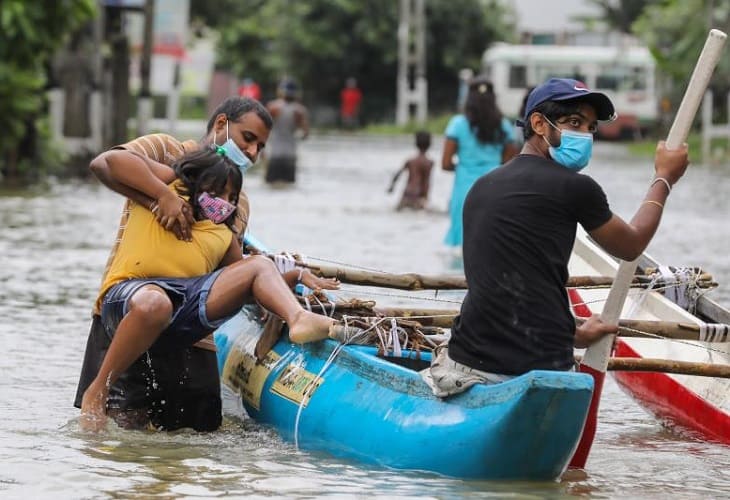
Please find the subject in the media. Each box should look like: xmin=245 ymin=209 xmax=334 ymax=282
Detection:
xmin=505 ymin=0 xmax=637 ymax=47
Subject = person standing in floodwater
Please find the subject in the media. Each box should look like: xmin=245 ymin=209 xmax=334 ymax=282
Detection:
xmin=340 ymin=77 xmax=363 ymax=129
xmin=265 ymin=79 xmax=310 ymax=184
xmin=387 ymin=131 xmax=434 ymax=210
xmin=442 ymin=76 xmax=518 ymax=249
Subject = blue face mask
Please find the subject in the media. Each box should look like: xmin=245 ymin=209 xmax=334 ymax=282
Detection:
xmin=543 ymin=117 xmax=593 ymax=171
xmin=215 ymin=121 xmax=253 ymax=173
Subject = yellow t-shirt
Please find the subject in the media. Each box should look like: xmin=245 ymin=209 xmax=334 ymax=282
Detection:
xmin=94 ymin=133 xmax=250 ymax=314
xmin=96 ymin=185 xmax=233 ymax=311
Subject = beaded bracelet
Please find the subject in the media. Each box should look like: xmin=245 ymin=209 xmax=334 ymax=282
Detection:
xmin=651 ymin=177 xmax=672 ymax=194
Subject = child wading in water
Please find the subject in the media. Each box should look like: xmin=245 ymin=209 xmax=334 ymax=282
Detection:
xmin=388 ymin=131 xmax=434 ymax=210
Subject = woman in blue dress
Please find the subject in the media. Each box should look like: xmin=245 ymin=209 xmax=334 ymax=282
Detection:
xmin=442 ymin=77 xmax=518 ymax=247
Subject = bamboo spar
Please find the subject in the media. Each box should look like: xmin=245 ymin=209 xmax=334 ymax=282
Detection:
xmin=585 ymin=357 xmax=730 ymax=379
xmin=297 ymin=299 xmax=730 ymax=342
xmin=288 ymin=259 xmax=714 ymax=291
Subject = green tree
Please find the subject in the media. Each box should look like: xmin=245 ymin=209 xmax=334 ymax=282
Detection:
xmin=635 ymin=0 xmax=730 ymax=84
xmin=201 ymin=0 xmax=513 ymax=123
xmin=583 ymin=0 xmax=655 ymax=34
xmin=633 ymin=0 xmax=730 ymax=124
xmin=0 ymin=0 xmax=95 ymax=182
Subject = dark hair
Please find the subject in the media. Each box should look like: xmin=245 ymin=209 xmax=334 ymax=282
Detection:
xmin=206 ymin=96 xmax=273 ymax=132
xmin=173 ymin=149 xmax=243 ymax=229
xmin=522 ymin=99 xmax=584 ymax=141
xmin=465 ymin=76 xmax=505 ymax=144
xmin=415 ymin=130 xmax=431 ymax=151
xmin=518 ymin=86 xmax=536 ymax=121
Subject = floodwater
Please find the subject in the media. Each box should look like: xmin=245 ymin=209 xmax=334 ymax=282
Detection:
xmin=1 ymin=134 xmax=729 ymax=498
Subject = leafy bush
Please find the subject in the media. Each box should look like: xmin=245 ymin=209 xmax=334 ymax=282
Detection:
xmin=0 ymin=0 xmax=95 ymax=182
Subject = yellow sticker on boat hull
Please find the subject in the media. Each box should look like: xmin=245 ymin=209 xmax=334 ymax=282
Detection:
xmin=270 ymin=363 xmax=324 ymax=408
xmin=223 ymin=347 xmax=279 ymax=411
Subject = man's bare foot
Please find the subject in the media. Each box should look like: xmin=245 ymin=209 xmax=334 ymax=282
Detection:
xmin=79 ymin=385 xmax=109 ymax=432
xmin=288 ymin=310 xmax=336 ymax=344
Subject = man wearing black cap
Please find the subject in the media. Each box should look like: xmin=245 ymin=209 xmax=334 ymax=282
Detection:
xmin=422 ymin=78 xmax=689 ymax=397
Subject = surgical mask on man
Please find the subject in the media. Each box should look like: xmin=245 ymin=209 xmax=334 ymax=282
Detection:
xmin=214 ymin=121 xmax=253 ymax=173
xmin=542 ymin=116 xmax=593 ymax=171
xmin=198 ymin=192 xmax=236 ymax=224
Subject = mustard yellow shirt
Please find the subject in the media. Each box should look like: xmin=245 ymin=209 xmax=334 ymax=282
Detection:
xmin=96 ymin=186 xmax=233 ymax=310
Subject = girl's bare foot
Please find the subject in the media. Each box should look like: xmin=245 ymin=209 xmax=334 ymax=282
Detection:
xmin=287 ymin=310 xmax=336 ymax=343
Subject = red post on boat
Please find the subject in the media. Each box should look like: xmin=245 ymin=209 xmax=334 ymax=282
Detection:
xmin=568 ymin=288 xmax=601 ymax=469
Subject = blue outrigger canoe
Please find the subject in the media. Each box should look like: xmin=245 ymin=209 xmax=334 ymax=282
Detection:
xmin=214 ymin=306 xmax=595 ymax=480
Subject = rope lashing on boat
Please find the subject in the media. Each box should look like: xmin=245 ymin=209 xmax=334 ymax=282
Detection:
xmin=273 ymin=252 xmax=297 ymax=274
xmin=293 ymin=315 xmax=386 ymax=449
xmin=390 ymin=318 xmax=403 ymax=356
xmin=310 ymin=293 xmax=332 ymax=317
xmin=615 ymin=325 xmax=730 ymax=355
xmin=699 ymin=323 xmax=730 ymax=342
xmin=658 ymin=265 xmax=691 ymax=310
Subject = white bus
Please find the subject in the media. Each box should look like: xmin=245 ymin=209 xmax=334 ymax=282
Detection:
xmin=482 ymin=43 xmax=658 ymax=139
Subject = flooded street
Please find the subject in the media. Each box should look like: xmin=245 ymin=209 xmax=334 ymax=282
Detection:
xmin=1 ymin=134 xmax=729 ymax=498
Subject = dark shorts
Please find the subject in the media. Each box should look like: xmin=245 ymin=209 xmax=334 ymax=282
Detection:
xmin=100 ymin=270 xmax=232 ymax=352
xmin=265 ymin=157 xmax=297 ymax=183
xmin=76 ymin=270 xmax=233 ymax=432
xmin=75 ymin=314 xmax=223 ymax=432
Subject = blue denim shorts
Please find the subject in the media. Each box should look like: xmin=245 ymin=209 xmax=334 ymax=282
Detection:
xmin=100 ymin=270 xmax=233 ymax=352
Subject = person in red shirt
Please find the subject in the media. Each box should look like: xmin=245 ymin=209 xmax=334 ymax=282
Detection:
xmin=237 ymin=78 xmax=262 ymax=102
xmin=340 ymin=77 xmax=362 ymax=129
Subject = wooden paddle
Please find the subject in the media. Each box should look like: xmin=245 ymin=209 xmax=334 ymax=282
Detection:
xmin=569 ymin=29 xmax=728 ymax=469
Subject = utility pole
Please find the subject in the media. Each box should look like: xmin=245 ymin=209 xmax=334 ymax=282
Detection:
xmin=396 ymin=0 xmax=427 ymax=125
xmin=105 ymin=5 xmax=131 ymax=147
xmin=137 ymin=0 xmax=155 ymax=136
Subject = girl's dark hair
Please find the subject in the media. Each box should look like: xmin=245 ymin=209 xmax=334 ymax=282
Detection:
xmin=522 ymin=99 xmax=584 ymax=141
xmin=173 ymin=149 xmax=243 ymax=229
xmin=206 ymin=96 xmax=273 ymax=132
xmin=465 ymin=76 xmax=506 ymax=144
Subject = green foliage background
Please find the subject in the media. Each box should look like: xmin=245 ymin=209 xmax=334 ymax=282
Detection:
xmin=194 ymin=0 xmax=514 ymax=123
xmin=4 ymin=0 xmax=730 ymax=182
xmin=0 ymin=0 xmax=95 ymax=180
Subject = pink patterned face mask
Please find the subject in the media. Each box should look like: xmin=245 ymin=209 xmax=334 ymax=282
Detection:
xmin=198 ymin=192 xmax=236 ymax=224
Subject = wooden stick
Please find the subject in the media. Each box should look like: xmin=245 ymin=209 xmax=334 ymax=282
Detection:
xmin=577 ymin=316 xmax=730 ymax=341
xmin=293 ymin=260 xmax=714 ymax=291
xmin=574 ymin=356 xmax=730 ymax=379
xmin=298 ymin=300 xmax=730 ymax=341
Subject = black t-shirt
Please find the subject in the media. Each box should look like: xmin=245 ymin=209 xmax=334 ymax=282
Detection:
xmin=448 ymin=154 xmax=612 ymax=375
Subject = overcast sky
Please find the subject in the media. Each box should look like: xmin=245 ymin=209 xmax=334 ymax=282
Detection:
xmin=510 ymin=0 xmax=601 ymax=32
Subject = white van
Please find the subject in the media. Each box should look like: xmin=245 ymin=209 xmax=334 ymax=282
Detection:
xmin=482 ymin=43 xmax=658 ymax=139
